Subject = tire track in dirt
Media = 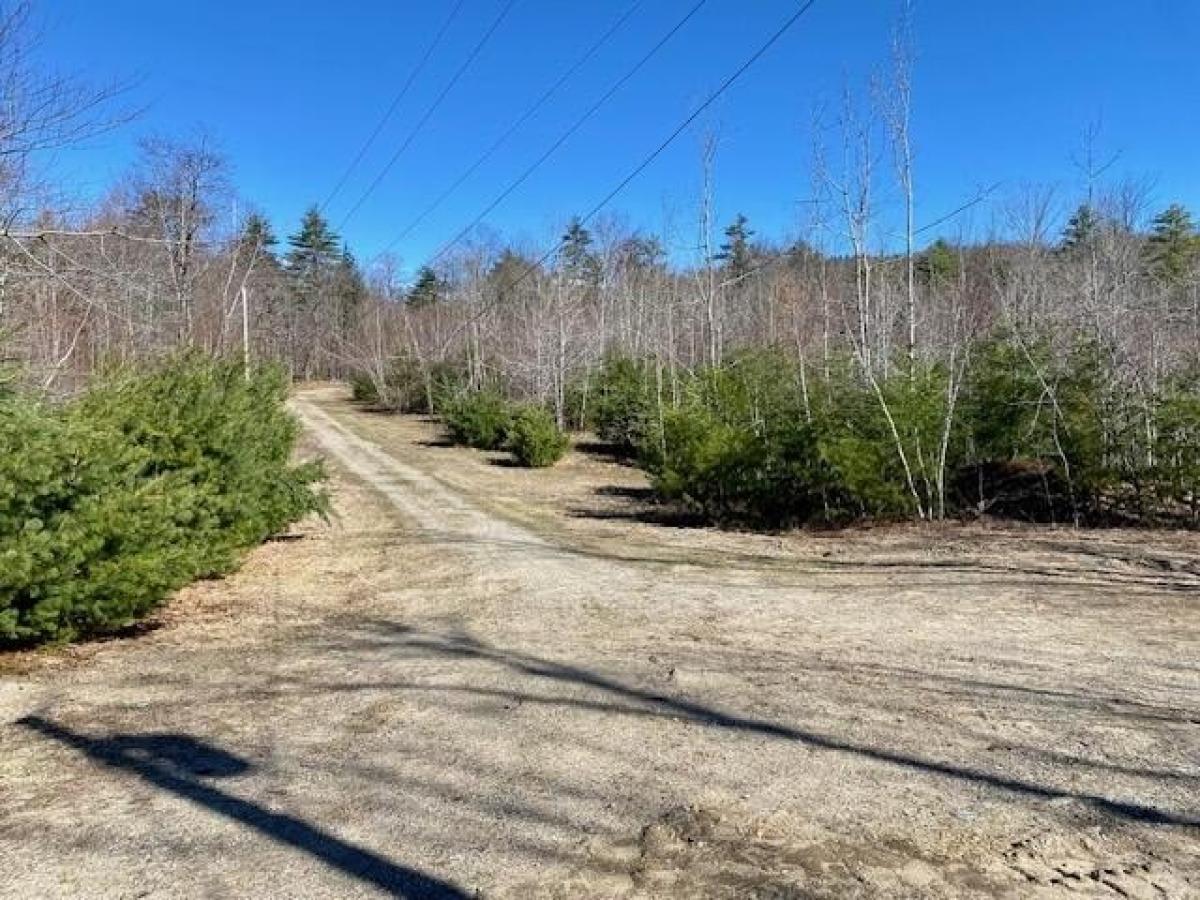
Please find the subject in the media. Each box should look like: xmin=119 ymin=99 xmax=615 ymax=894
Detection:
xmin=293 ymin=396 xmax=552 ymax=553
xmin=292 ymin=396 xmax=609 ymax=598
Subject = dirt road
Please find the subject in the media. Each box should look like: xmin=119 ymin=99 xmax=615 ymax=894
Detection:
xmin=3 ymin=385 xmax=1199 ymax=898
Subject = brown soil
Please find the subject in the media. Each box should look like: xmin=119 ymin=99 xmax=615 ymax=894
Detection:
xmin=2 ymin=383 xmax=1198 ymax=899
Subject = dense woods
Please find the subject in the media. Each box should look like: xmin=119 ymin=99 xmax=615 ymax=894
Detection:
xmin=15 ymin=140 xmax=1192 ymax=527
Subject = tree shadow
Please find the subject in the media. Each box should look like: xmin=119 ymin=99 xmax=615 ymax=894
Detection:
xmin=563 ymin=483 xmax=1199 ymax=590
xmin=486 ymin=456 xmax=524 ymax=468
xmin=573 ymin=439 xmax=641 ymax=468
xmin=1036 ymin=539 xmax=1200 ymax=577
xmin=569 ymin=484 xmax=709 ymax=529
xmin=337 ymin=622 xmax=1200 ymax=829
xmin=16 ymin=716 xmax=468 ymax=899
xmin=0 ymin=619 xmax=169 ymax=653
xmin=809 ymin=555 xmax=1200 ymax=593
xmin=595 ymin=485 xmax=656 ymax=501
xmin=812 ymin=659 xmax=1200 ymax=727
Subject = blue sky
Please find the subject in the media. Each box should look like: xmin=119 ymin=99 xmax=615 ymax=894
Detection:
xmin=39 ymin=0 xmax=1200 ymax=273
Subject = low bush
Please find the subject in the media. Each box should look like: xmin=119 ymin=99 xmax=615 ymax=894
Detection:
xmin=1152 ymin=376 xmax=1200 ymax=523
xmin=507 ymin=405 xmax=569 ymax=467
xmin=349 ymin=370 xmax=379 ymax=403
xmin=645 ymin=353 xmax=844 ymax=525
xmin=590 ymin=354 xmax=658 ymax=455
xmin=813 ymin=359 xmax=958 ymax=520
xmin=957 ymin=336 xmax=1161 ymax=524
xmin=443 ymin=390 xmax=513 ymax=450
xmin=0 ymin=356 xmax=326 ymax=647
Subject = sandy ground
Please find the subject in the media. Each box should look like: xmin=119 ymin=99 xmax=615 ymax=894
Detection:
xmin=2 ymin=383 xmax=1198 ymax=899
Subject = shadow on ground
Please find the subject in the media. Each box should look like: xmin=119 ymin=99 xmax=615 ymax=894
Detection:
xmin=319 ymin=622 xmax=1200 ymax=829
xmin=568 ymin=485 xmax=709 ymax=529
xmin=16 ymin=716 xmax=469 ymax=899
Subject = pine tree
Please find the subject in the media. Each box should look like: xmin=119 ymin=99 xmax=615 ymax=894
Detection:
xmin=282 ymin=209 xmax=353 ymax=374
xmin=332 ymin=245 xmax=366 ymax=336
xmin=407 ymin=266 xmax=443 ymax=308
xmin=1145 ymin=204 xmax=1200 ymax=283
xmin=285 ymin=207 xmax=341 ymax=284
xmin=241 ymin=213 xmax=278 ymax=257
xmin=1060 ymin=204 xmax=1101 ymax=252
xmin=715 ymin=214 xmax=755 ymax=278
xmin=488 ymin=249 xmax=537 ymax=303
xmin=916 ymin=238 xmax=958 ymax=286
xmin=238 ymin=215 xmax=281 ymax=282
xmin=561 ymin=216 xmax=600 ymax=286
xmin=616 ymin=234 xmax=665 ymax=272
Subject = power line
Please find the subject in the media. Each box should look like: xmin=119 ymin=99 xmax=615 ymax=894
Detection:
xmin=382 ymin=0 xmax=645 ymax=255
xmin=481 ymin=0 xmax=824 ymax=296
xmin=719 ymin=183 xmax=1009 ymax=289
xmin=913 ymin=181 xmax=1002 ymax=235
xmin=426 ymin=0 xmax=823 ymax=358
xmin=319 ymin=0 xmax=468 ymax=213
xmin=421 ymin=0 xmax=710 ymax=268
xmin=337 ymin=0 xmax=519 ymax=231
xmin=723 ymin=184 xmax=1009 ymax=289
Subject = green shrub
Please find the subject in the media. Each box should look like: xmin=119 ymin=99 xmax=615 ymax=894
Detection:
xmin=591 ymin=354 xmax=658 ymax=454
xmin=349 ymin=370 xmax=379 ymax=403
xmin=443 ymin=390 xmax=513 ymax=450
xmin=426 ymin=362 xmax=470 ymax=414
xmin=642 ymin=352 xmax=848 ymax=526
xmin=813 ymin=359 xmax=957 ymax=520
xmin=0 ymin=355 xmax=326 ymax=647
xmin=506 ymin=405 xmax=569 ymax=467
xmin=958 ymin=336 xmax=1144 ymax=523
xmin=635 ymin=343 xmax=1200 ymax=527
xmin=652 ymin=407 xmax=841 ymax=526
xmin=1153 ymin=375 xmax=1200 ymax=523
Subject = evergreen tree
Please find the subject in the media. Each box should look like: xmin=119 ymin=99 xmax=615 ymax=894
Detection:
xmin=241 ymin=213 xmax=278 ymax=257
xmin=1060 ymin=204 xmax=1101 ymax=252
xmin=332 ymin=245 xmax=366 ymax=336
xmin=488 ymin=249 xmax=538 ymax=302
xmin=284 ymin=206 xmax=344 ymax=362
xmin=1145 ymin=204 xmax=1200 ymax=283
xmin=561 ymin=216 xmax=600 ymax=286
xmin=616 ymin=234 xmax=665 ymax=273
xmin=238 ymin=215 xmax=281 ymax=282
xmin=916 ymin=238 xmax=959 ymax=286
xmin=715 ymin=213 xmax=755 ymax=278
xmin=285 ymin=207 xmax=341 ymax=284
xmin=407 ymin=265 xmax=443 ymax=308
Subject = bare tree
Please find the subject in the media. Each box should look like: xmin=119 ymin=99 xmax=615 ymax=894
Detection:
xmin=127 ymin=135 xmax=230 ymax=341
